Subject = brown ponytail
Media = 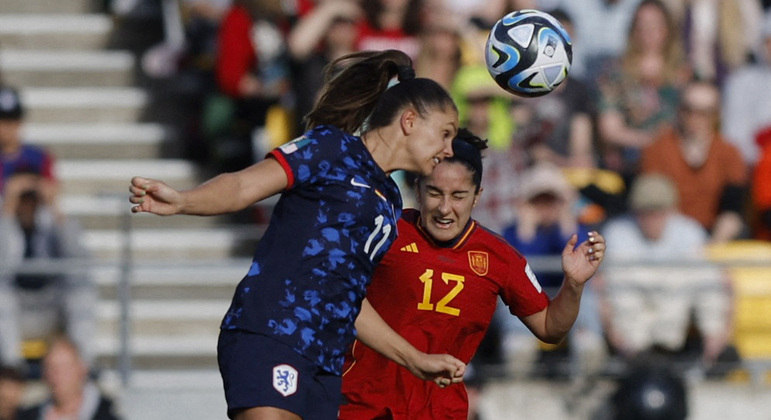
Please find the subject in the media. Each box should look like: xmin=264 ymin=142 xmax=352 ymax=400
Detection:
xmin=304 ymin=49 xmax=455 ymax=134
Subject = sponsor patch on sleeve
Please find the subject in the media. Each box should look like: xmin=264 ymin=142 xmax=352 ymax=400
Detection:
xmin=279 ymin=136 xmax=311 ymax=155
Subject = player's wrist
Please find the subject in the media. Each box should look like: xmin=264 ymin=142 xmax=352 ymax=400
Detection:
xmin=562 ymin=275 xmax=585 ymax=292
xmin=400 ymin=346 xmax=423 ymax=369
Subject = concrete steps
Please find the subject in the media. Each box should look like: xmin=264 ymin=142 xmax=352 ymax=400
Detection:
xmin=90 ymin=263 xmax=247 ymax=369
xmin=0 ymin=50 xmax=135 ymax=87
xmin=87 ymin=261 xmax=250 ymax=370
xmin=83 ymin=227 xmax=261 ymax=260
xmin=25 ymin=123 xmax=170 ymax=160
xmin=0 ymin=15 xmax=112 ymax=49
xmin=61 ymin=195 xmax=225 ymax=230
xmin=0 ymin=0 xmax=94 ymax=14
xmin=1 ymin=2 xmax=265 ymax=376
xmin=92 ymin=262 xmax=247 ymax=299
xmin=57 ymin=159 xmax=199 ymax=195
xmin=97 ymin=300 xmax=227 ymax=335
xmin=21 ymin=87 xmax=149 ymax=123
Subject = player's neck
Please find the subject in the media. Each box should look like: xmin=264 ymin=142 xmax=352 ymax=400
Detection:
xmin=362 ymin=127 xmax=401 ymax=174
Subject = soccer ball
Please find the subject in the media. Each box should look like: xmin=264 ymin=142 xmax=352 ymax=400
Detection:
xmin=485 ymin=9 xmax=573 ymax=97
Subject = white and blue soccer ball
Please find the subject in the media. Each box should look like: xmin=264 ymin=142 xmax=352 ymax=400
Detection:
xmin=485 ymin=9 xmax=572 ymax=97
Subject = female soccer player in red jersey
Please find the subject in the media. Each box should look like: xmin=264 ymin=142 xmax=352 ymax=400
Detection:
xmin=341 ymin=128 xmax=606 ymax=419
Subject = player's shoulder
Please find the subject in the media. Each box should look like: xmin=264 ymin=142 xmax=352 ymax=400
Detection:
xmin=306 ymin=124 xmax=360 ymax=146
xmin=469 ymin=221 xmax=527 ymax=262
xmin=275 ymin=125 xmax=366 ymax=171
xmin=393 ymin=209 xmax=423 ymax=242
xmin=400 ymin=208 xmax=420 ymax=225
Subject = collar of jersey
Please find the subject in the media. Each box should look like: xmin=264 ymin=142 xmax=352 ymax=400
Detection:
xmin=415 ymin=214 xmax=476 ymax=250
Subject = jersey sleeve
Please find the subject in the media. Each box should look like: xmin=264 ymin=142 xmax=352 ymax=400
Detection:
xmin=499 ymin=251 xmax=550 ymax=318
xmin=267 ymin=125 xmax=348 ymax=190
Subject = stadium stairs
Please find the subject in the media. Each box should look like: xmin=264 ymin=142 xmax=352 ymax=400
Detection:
xmin=0 ymin=0 xmax=257 ymax=413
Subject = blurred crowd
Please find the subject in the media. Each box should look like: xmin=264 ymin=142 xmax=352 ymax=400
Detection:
xmin=107 ymin=0 xmax=771 ymax=244
xmin=113 ymin=0 xmax=770 ymax=377
xmin=2 ymin=0 xmax=771 ymax=418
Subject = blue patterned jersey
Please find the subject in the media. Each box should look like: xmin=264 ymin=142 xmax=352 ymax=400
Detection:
xmin=221 ymin=125 xmax=403 ymax=375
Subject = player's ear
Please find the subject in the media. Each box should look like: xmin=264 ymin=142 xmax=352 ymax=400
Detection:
xmin=473 ymin=187 xmax=483 ymax=207
xmin=400 ymin=108 xmax=417 ymax=134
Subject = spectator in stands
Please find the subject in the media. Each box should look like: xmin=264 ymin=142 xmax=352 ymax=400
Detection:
xmin=0 ymin=366 xmax=24 ymax=420
xmin=424 ymin=0 xmax=509 ymax=32
xmin=641 ymin=79 xmax=749 ymax=243
xmin=0 ymin=174 xmax=97 ymax=370
xmin=722 ymin=10 xmax=771 ymax=167
xmin=753 ymin=128 xmax=771 ymax=240
xmin=140 ymin=0 xmax=223 ymax=79
xmin=181 ymin=0 xmax=233 ymax=69
xmin=452 ymin=65 xmax=520 ymax=233
xmin=414 ymin=21 xmax=463 ymax=91
xmin=595 ymin=0 xmax=690 ymax=185
xmin=0 ymin=87 xmax=56 ymax=196
xmin=555 ymin=0 xmax=643 ymax=84
xmin=599 ymin=174 xmax=733 ymax=370
xmin=355 ymin=0 xmax=424 ymax=59
xmin=663 ymin=0 xmax=764 ymax=85
xmin=498 ymin=163 xmax=607 ymax=378
xmin=508 ymin=8 xmax=597 ymax=169
xmin=17 ymin=336 xmax=120 ymax=420
xmin=287 ymin=0 xmax=361 ymax=135
xmin=214 ymin=0 xmax=293 ymax=170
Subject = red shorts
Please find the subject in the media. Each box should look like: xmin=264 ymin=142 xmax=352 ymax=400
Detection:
xmin=340 ymin=340 xmax=469 ymax=420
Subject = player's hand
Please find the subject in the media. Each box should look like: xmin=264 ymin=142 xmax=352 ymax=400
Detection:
xmin=406 ymin=353 xmax=466 ymax=388
xmin=129 ymin=176 xmax=183 ymax=215
xmin=562 ymin=231 xmax=606 ymax=285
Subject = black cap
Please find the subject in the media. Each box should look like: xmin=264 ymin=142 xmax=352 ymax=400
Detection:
xmin=0 ymin=87 xmax=24 ymax=120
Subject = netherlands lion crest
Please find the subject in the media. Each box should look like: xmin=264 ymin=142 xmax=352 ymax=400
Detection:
xmin=272 ymin=364 xmax=298 ymax=397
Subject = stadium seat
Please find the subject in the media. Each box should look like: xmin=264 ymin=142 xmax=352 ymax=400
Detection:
xmin=707 ymin=240 xmax=771 ymax=383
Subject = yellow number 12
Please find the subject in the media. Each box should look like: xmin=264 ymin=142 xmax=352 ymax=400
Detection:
xmin=417 ymin=269 xmax=465 ymax=316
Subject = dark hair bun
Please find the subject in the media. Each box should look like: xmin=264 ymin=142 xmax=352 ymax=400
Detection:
xmin=397 ymin=65 xmax=415 ymax=82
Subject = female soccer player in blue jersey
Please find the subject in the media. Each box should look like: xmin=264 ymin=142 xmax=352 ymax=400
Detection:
xmin=128 ymin=50 xmax=465 ymax=420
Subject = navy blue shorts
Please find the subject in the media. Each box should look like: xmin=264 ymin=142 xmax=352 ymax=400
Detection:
xmin=217 ymin=330 xmax=342 ymax=419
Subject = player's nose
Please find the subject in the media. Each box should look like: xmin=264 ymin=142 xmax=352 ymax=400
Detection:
xmin=437 ymin=196 xmax=451 ymax=213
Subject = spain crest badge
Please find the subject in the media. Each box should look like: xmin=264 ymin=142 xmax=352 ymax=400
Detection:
xmin=467 ymin=251 xmax=489 ymax=276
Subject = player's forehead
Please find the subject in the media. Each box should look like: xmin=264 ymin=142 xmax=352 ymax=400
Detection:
xmin=423 ymin=161 xmax=475 ymax=191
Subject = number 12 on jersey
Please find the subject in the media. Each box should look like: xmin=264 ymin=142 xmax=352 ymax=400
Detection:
xmin=418 ymin=269 xmax=465 ymax=316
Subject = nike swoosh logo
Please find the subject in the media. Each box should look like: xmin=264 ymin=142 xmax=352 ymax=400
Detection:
xmin=350 ymin=178 xmax=371 ymax=189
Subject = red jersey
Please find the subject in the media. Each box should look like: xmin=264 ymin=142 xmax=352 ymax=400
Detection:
xmin=355 ymin=20 xmax=421 ymax=60
xmin=340 ymin=209 xmax=549 ymax=420
xmin=215 ymin=5 xmax=255 ymax=97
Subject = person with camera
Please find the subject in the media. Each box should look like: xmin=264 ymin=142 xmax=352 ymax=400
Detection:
xmin=0 ymin=174 xmax=97 ymax=372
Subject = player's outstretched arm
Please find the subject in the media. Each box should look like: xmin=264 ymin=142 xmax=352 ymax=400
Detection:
xmin=129 ymin=158 xmax=288 ymax=216
xmin=522 ymin=231 xmax=606 ymax=344
xmin=355 ymin=298 xmax=465 ymax=387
